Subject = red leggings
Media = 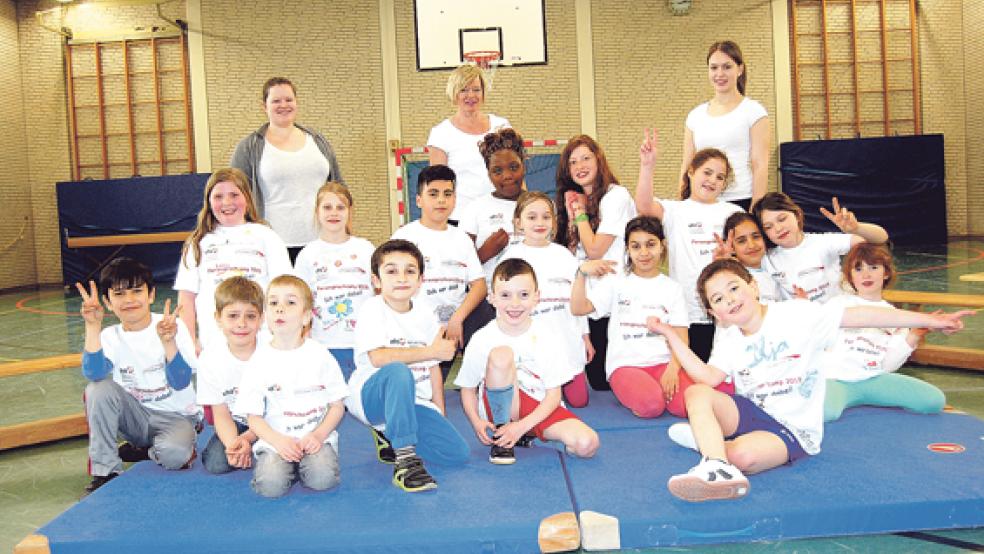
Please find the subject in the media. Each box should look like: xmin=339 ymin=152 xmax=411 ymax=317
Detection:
xmin=609 ymin=363 xmax=734 ymax=418
xmin=562 ymin=372 xmax=589 ymax=408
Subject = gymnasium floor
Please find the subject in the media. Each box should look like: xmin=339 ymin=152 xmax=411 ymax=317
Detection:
xmin=1 ymin=240 xmax=983 ymax=553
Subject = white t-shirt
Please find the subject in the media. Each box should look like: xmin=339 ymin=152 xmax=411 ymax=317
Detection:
xmin=586 ymin=272 xmax=689 ymax=378
xmin=822 ymin=295 xmax=914 ymax=382
xmin=391 ymin=220 xmax=484 ymax=323
xmin=660 ymin=198 xmax=744 ymax=323
xmin=573 ymin=185 xmax=637 ymax=273
xmin=763 ymin=232 xmax=853 ymax=304
xmin=347 ymin=295 xmax=441 ymax=426
xmin=173 ymin=223 xmax=292 ymax=349
xmin=686 ymin=97 xmax=768 ymax=202
xmin=455 ymin=318 xmax=572 ymax=420
xmin=100 ymin=314 xmax=199 ymax=416
xmin=459 ymin=194 xmax=523 ymax=285
xmin=257 ymin=134 xmax=331 ymax=246
xmin=708 ymin=300 xmax=845 ymax=455
xmin=750 ymin=265 xmax=784 ymax=304
xmin=235 ymin=340 xmax=348 ymax=454
xmin=196 ymin=340 xmax=257 ymax=425
xmin=500 ymin=242 xmax=588 ymax=375
xmin=426 ymin=114 xmax=510 ymax=221
xmin=294 ymin=236 xmax=376 ymax=348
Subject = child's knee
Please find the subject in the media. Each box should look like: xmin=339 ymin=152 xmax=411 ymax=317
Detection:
xmin=84 ymin=379 xmax=118 ymax=407
xmin=683 ymin=383 xmax=715 ymax=407
xmin=302 ymin=455 xmax=341 ymax=491
xmin=629 ymin=395 xmax=665 ymax=418
xmin=153 ymin=420 xmax=196 ymax=470
xmin=487 ymin=346 xmax=514 ymax=373
xmin=252 ymin=453 xmax=293 ymax=498
xmin=378 ymin=362 xmax=415 ymax=392
xmin=725 ymin=444 xmax=758 ymax=473
xmin=568 ymin=430 xmax=600 ymax=458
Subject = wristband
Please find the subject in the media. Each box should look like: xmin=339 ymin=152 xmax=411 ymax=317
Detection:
xmin=574 ymin=213 xmax=589 ymax=224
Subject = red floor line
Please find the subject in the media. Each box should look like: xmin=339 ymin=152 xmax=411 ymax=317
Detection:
xmin=897 ymin=247 xmax=984 ymax=276
xmin=15 ymin=291 xmax=76 ymax=316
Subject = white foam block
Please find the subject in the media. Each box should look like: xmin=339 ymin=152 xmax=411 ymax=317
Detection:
xmin=579 ymin=510 xmax=620 ymax=551
xmin=537 ymin=511 xmax=580 ymax=553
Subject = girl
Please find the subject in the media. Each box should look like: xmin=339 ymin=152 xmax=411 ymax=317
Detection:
xmin=715 ymin=211 xmax=783 ymax=304
xmin=555 ymin=135 xmax=638 ymax=390
xmin=175 ymin=168 xmax=292 ymax=351
xmin=294 ymin=182 xmax=375 ymax=379
xmin=751 ymin=192 xmax=888 ymax=304
xmin=500 ymin=191 xmax=591 ymax=407
xmin=635 ymin=129 xmax=743 ymax=361
xmin=647 ymin=258 xmax=970 ymax=502
xmin=571 ymin=216 xmax=728 ymax=419
xmin=681 ymin=41 xmax=770 ymax=211
xmin=237 ymin=276 xmax=348 ymax=498
xmin=822 ymin=242 xmax=945 ymax=421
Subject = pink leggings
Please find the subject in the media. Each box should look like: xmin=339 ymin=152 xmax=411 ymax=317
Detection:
xmin=562 ymin=372 xmax=589 ymax=408
xmin=609 ymin=364 xmax=734 ymax=418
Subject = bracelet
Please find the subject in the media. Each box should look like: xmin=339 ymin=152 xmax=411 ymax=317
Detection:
xmin=574 ymin=213 xmax=589 ymax=223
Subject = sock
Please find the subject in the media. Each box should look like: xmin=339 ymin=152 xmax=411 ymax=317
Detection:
xmin=394 ymin=445 xmax=416 ymax=463
xmin=485 ymin=383 xmax=514 ymax=438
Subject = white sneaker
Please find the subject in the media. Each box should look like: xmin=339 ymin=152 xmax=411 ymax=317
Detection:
xmin=667 ymin=457 xmax=750 ymax=502
xmin=668 ymin=423 xmax=697 ymax=451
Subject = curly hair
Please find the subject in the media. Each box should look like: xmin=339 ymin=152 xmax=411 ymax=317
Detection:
xmin=478 ymin=128 xmax=526 ymax=168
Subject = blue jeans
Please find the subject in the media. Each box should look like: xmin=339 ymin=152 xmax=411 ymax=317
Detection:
xmin=329 ymin=348 xmax=356 ymax=380
xmin=202 ymin=421 xmax=251 ymax=474
xmin=251 ymin=445 xmax=340 ymax=498
xmin=361 ymin=362 xmax=469 ymax=466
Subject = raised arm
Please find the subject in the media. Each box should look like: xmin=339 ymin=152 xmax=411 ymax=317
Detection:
xmin=677 ymin=128 xmax=696 ymax=202
xmin=840 ymin=306 xmax=973 ymax=333
xmin=635 ymin=128 xmax=665 ymax=219
xmin=820 ymin=197 xmax=888 ymax=245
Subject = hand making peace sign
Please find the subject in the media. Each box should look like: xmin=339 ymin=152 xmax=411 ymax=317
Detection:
xmin=819 ymin=197 xmax=859 ymax=234
xmin=75 ymin=280 xmax=105 ymax=326
xmin=156 ymin=298 xmax=183 ymax=344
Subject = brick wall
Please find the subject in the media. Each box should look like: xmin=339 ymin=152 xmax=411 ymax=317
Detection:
xmin=961 ymin=1 xmax=984 ymax=236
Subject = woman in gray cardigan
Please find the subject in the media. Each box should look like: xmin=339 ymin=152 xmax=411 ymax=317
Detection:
xmin=230 ymin=77 xmax=343 ymax=261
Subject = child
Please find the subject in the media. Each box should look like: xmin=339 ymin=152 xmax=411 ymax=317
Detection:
xmin=456 ymin=258 xmax=600 ymax=464
xmin=635 ymin=129 xmax=743 ymax=362
xmin=751 ymin=191 xmax=888 ymax=303
xmin=236 ymin=275 xmax=348 ymax=498
xmin=197 ymin=277 xmax=262 ymax=474
xmin=822 ymin=242 xmax=945 ymax=421
xmin=555 ymin=135 xmax=638 ymax=390
xmin=346 ymin=240 xmax=469 ymax=492
xmin=500 ymin=191 xmax=590 ymax=407
xmin=77 ymin=258 xmax=198 ymax=495
xmin=294 ymin=182 xmax=375 ymax=378
xmin=647 ymin=258 xmax=970 ymax=502
xmin=175 ymin=167 xmax=292 ymax=351
xmin=715 ymin=211 xmax=783 ymax=304
xmin=392 ymin=165 xmax=486 ymax=365
xmin=572 ymin=216 xmax=722 ymax=419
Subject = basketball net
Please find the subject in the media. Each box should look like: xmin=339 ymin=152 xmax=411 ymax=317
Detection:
xmin=463 ymin=50 xmax=501 ymax=91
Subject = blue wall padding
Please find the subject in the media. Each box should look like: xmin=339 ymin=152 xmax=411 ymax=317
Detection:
xmin=56 ymin=174 xmax=210 ymax=286
xmin=564 ymin=406 xmax=984 ymax=548
xmin=37 ymin=393 xmax=984 ymax=552
xmin=778 ymin=135 xmax=946 ymax=246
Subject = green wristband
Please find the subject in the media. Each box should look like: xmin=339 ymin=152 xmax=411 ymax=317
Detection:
xmin=574 ymin=213 xmax=589 ymax=223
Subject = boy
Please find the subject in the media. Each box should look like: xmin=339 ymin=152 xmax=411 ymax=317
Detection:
xmin=77 ymin=257 xmax=199 ymax=495
xmin=197 ymin=276 xmax=262 ymax=474
xmin=346 ymin=239 xmax=469 ymax=492
xmin=236 ymin=276 xmax=348 ymax=498
xmin=647 ymin=258 xmax=971 ymax=502
xmin=456 ymin=258 xmax=599 ymax=464
xmin=391 ymin=165 xmax=487 ymax=371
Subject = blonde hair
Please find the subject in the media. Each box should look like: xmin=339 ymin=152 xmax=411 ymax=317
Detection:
xmin=313 ymin=181 xmax=353 ymax=235
xmin=214 ymin=276 xmax=264 ymax=315
xmin=513 ymin=191 xmax=557 ymax=241
xmin=182 ymin=168 xmax=263 ymax=267
xmin=267 ymin=275 xmax=314 ymax=311
xmin=446 ymin=64 xmax=487 ymax=103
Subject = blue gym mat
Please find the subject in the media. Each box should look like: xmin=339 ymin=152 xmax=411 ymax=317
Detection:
xmin=34 ymin=393 xmax=984 ymax=552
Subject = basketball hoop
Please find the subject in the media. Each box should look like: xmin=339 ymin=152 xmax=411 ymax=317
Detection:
xmin=464 ymin=50 xmax=501 ymax=91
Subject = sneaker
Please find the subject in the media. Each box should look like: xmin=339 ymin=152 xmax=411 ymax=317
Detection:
xmin=667 ymin=457 xmax=750 ymax=502
xmin=489 ymin=442 xmax=516 ymax=465
xmin=370 ymin=427 xmax=396 ymax=464
xmin=668 ymin=423 xmax=698 ymax=451
xmin=392 ymin=455 xmax=437 ymax=492
xmin=515 ymin=434 xmax=537 ymax=448
xmin=118 ymin=442 xmax=150 ymax=462
xmin=82 ymin=472 xmax=120 ymax=497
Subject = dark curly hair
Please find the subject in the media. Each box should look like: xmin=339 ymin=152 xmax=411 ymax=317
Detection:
xmin=478 ymin=128 xmax=527 ymax=168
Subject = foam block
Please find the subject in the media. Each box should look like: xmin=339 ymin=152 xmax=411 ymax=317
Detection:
xmin=578 ymin=510 xmax=620 ymax=551
xmin=537 ymin=512 xmax=579 ymax=553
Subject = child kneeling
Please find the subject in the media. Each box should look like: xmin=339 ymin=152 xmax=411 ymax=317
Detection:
xmin=457 ymin=258 xmax=600 ymax=464
xmin=237 ymin=276 xmax=348 ymax=498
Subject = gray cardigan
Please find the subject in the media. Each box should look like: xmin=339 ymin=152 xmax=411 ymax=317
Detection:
xmin=229 ymin=122 xmax=344 ymax=218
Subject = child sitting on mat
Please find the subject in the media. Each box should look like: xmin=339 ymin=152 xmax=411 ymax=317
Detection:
xmin=822 ymin=243 xmax=945 ymax=421
xmin=197 ymin=277 xmax=262 ymax=474
xmin=236 ymin=276 xmax=348 ymax=498
xmin=175 ymin=168 xmax=292 ymax=352
xmin=78 ymin=257 xmax=199 ymax=495
xmin=456 ymin=258 xmax=599 ymax=465
xmin=646 ymin=258 xmax=971 ymax=502
xmin=346 ymin=240 xmax=469 ymax=492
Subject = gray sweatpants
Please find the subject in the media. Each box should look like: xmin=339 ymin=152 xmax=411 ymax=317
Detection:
xmin=85 ymin=379 xmax=197 ymax=476
xmin=252 ymin=446 xmax=340 ymax=498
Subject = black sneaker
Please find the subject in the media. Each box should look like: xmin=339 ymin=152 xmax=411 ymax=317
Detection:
xmin=392 ymin=455 xmax=437 ymax=492
xmin=515 ymin=434 xmax=537 ymax=448
xmin=370 ymin=427 xmax=396 ymax=464
xmin=82 ymin=472 xmax=119 ymax=497
xmin=489 ymin=442 xmax=516 ymax=465
xmin=118 ymin=442 xmax=150 ymax=462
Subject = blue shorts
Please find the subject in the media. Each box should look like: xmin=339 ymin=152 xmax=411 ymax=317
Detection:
xmin=725 ymin=395 xmax=809 ymax=463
